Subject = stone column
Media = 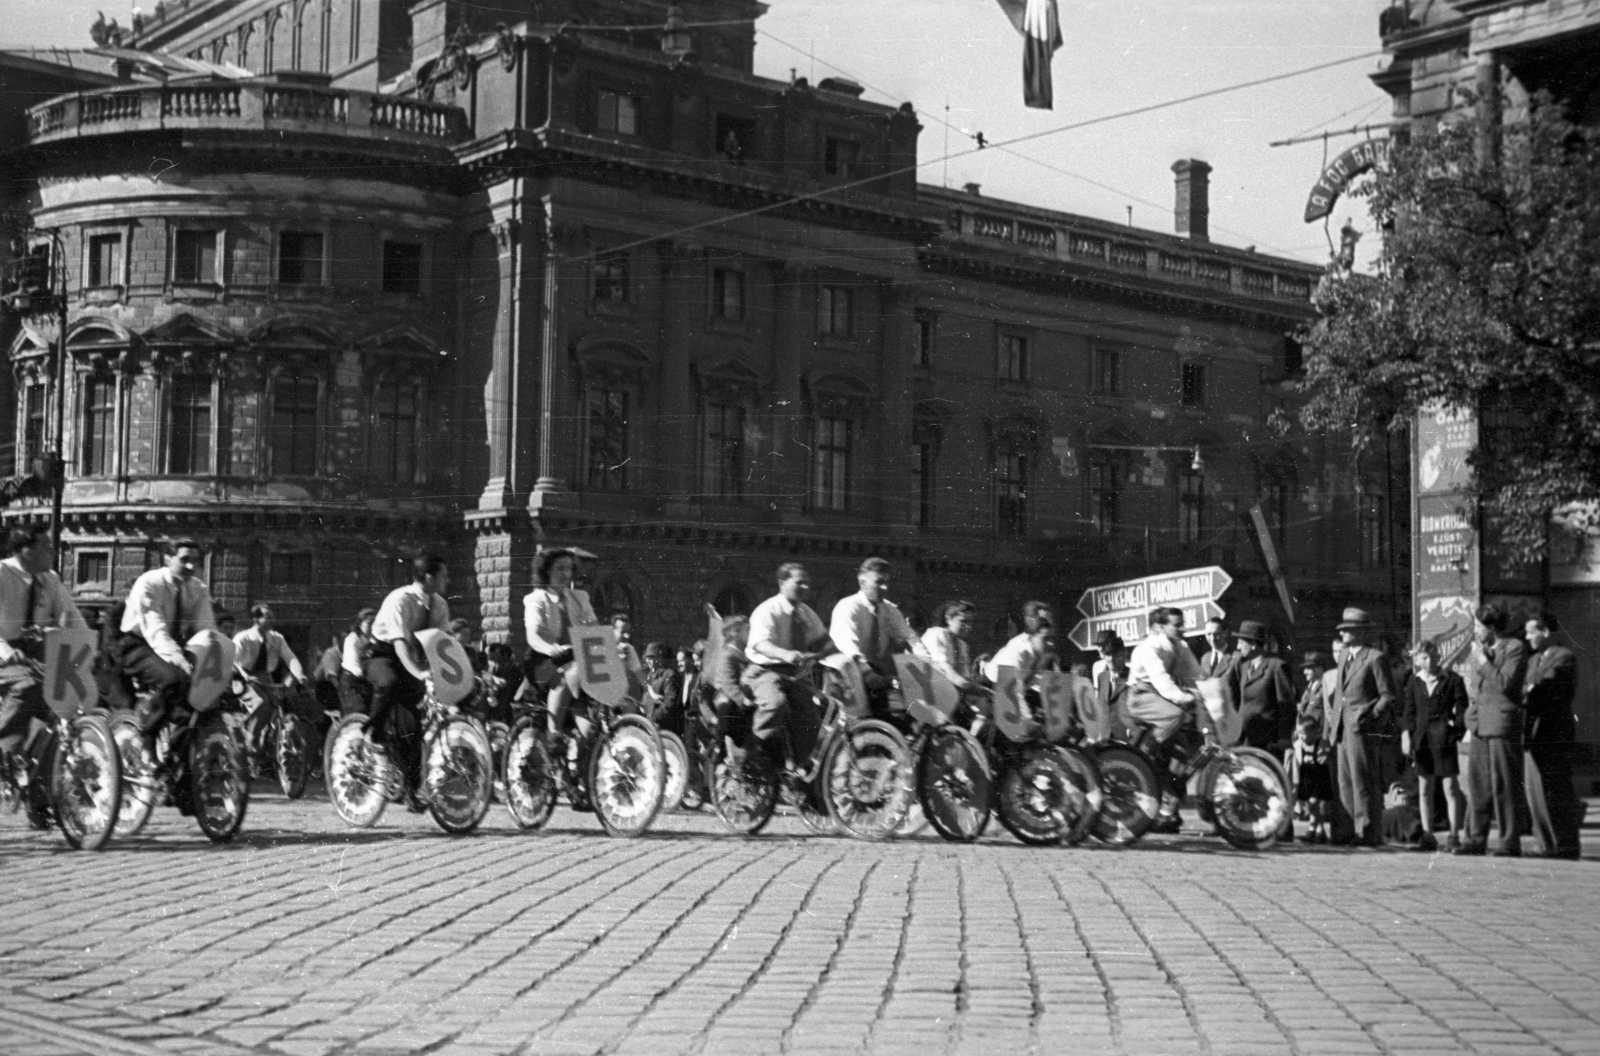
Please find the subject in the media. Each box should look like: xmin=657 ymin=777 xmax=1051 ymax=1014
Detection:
xmin=879 ymin=281 xmax=917 ymax=534
xmin=771 ymin=260 xmax=813 ymax=523
xmin=530 ymin=210 xmax=580 ymax=510
xmin=477 ymin=178 xmax=540 ymax=513
xmin=658 ymin=241 xmax=700 ymax=510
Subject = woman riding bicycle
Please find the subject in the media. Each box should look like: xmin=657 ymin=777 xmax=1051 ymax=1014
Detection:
xmin=523 ymin=548 xmax=598 ymax=738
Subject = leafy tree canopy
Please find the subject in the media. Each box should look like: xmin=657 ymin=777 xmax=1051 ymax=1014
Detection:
xmin=1295 ymin=92 xmax=1600 ymax=562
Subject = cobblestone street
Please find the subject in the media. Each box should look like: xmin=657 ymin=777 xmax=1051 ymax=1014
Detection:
xmin=3 ymin=784 xmax=1599 ymax=1056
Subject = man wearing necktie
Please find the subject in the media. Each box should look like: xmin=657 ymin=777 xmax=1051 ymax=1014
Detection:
xmin=744 ymin=562 xmax=835 ymax=768
xmin=1225 ymin=620 xmax=1293 ymax=751
xmin=120 ymin=538 xmax=218 ymax=736
xmin=0 ymin=527 xmax=87 ymax=823
xmin=1326 ymin=607 xmax=1397 ymax=846
xmin=828 ymin=557 xmax=930 ymax=720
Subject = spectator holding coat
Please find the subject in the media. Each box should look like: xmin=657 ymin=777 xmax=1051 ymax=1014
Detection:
xmin=1460 ymin=603 xmax=1531 ymax=856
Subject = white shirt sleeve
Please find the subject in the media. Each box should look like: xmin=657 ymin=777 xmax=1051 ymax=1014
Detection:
xmin=277 ymin=631 xmax=306 ymax=680
xmin=126 ymin=573 xmax=187 ymax=668
xmin=747 ymin=597 xmax=786 ymax=665
xmin=1129 ymin=637 xmax=1192 ymax=704
xmin=884 ymin=603 xmax=930 ymax=661
xmin=830 ymin=596 xmax=866 ymax=659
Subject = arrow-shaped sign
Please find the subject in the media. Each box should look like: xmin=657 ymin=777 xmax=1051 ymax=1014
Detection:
xmin=1067 ymin=600 xmax=1225 ymax=652
xmin=1075 ymin=566 xmax=1233 ymax=620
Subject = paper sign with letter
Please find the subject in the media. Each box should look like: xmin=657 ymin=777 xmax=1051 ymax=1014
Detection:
xmin=573 ymin=624 xmax=628 ymax=707
xmin=417 ymin=629 xmax=474 ymax=708
xmin=1036 ymin=671 xmax=1080 ymax=743
xmin=188 ymin=630 xmax=237 ymax=712
xmin=42 ymin=627 xmax=97 ymax=719
xmin=1195 ymin=677 xmax=1227 ymax=726
xmin=895 ymin=654 xmax=959 ymax=726
xmin=990 ymin=666 xmax=1038 ymax=742
xmin=821 ymin=653 xmax=868 ymax=715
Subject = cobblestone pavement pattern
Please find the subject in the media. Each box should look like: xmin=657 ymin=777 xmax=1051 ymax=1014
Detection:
xmin=3 ymin=785 xmax=1599 ymax=1056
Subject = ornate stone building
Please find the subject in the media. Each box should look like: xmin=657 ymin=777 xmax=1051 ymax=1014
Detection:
xmin=2 ymin=0 xmax=1396 ymax=661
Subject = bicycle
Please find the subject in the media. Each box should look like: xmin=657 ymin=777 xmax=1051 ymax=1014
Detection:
xmin=240 ymin=675 xmax=317 ymax=800
xmin=891 ymin=654 xmax=991 ymax=843
xmin=984 ymin=667 xmax=1102 ymax=846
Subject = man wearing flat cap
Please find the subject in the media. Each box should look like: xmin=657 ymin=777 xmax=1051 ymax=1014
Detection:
xmin=1328 ymin=607 xmax=1398 ymax=845
xmin=1226 ymin=620 xmax=1293 ymax=752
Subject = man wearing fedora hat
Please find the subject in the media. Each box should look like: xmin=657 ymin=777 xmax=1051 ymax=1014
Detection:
xmin=1328 ymin=607 xmax=1398 ymax=846
xmin=1227 ymin=621 xmax=1294 ymax=752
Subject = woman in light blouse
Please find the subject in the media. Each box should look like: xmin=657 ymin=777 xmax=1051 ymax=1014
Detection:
xmin=524 ymin=549 xmax=597 ymax=735
xmin=921 ymin=599 xmax=989 ymax=728
xmin=338 ymin=608 xmax=377 ymax=716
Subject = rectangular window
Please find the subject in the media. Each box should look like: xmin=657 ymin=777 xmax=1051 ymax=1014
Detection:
xmin=1179 ymin=468 xmax=1205 ymax=545
xmin=819 ymin=285 xmax=852 ymax=337
xmin=74 ymin=551 xmax=111 ymax=591
xmin=81 ymin=376 xmax=115 ymax=476
xmin=596 ymin=90 xmax=639 ymax=136
xmin=715 ymin=114 xmax=755 ymax=163
xmin=824 ymin=136 xmax=860 ymax=178
xmin=1089 ymin=452 xmax=1121 ymax=535
xmin=1181 ymin=361 xmax=1206 ymax=406
xmin=592 ymin=251 xmax=629 ymax=303
xmin=701 ymin=402 xmax=745 ymax=499
xmin=1095 ymin=347 xmax=1122 ymax=395
xmin=999 ymin=334 xmax=1029 ymax=381
xmin=173 ymin=229 xmax=218 ymax=285
xmin=167 ymin=375 xmax=213 ymax=475
xmin=381 ymin=241 xmax=423 ymax=295
xmin=996 ymin=452 xmax=1027 ymax=538
xmin=371 ymin=379 xmax=418 ymax=484
xmin=21 ymin=384 xmax=46 ymax=472
xmin=268 ymin=552 xmax=315 ymax=586
xmin=87 ymin=234 xmax=122 ymax=288
xmin=586 ymin=387 xmax=630 ymax=491
xmin=278 ymin=230 xmax=324 ymax=286
xmin=911 ymin=442 xmax=934 ymax=527
xmin=915 ymin=315 xmax=934 ymax=368
xmin=712 ymin=268 xmax=745 ymax=320
xmin=1360 ymin=493 xmax=1388 ymax=569
xmin=271 ymin=374 xmax=320 ymax=476
xmin=812 ymin=416 xmax=851 ymax=511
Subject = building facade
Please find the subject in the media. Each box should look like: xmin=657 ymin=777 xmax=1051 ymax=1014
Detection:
xmin=1 ymin=0 xmax=1398 ymax=662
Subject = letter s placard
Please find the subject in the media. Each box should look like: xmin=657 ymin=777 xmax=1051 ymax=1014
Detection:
xmin=416 ymin=629 xmax=474 ymax=708
xmin=43 ymin=627 xmax=97 ymax=719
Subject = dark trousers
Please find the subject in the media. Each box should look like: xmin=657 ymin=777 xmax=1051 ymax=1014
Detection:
xmin=119 ymin=634 xmax=192 ymax=735
xmin=743 ymin=667 xmax=821 ymax=767
xmin=1525 ymin=742 xmax=1583 ymax=856
xmin=1467 ymin=735 xmax=1531 ymax=849
xmin=338 ymin=670 xmax=372 ymax=716
xmin=1335 ymin=730 xmax=1384 ymax=843
xmin=364 ymin=654 xmax=423 ymax=792
xmin=0 ymin=660 xmax=51 ymax=762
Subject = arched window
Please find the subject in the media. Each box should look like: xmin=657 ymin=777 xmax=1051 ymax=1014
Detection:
xmin=370 ymin=374 xmax=419 ymax=484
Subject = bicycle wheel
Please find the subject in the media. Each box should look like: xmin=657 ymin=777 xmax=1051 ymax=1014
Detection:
xmin=784 ymin=769 xmax=837 ymax=835
xmin=708 ymin=742 xmax=779 ymax=835
xmin=1090 ymin=744 xmax=1161 ymax=846
xmin=108 ymin=712 xmax=158 ymax=837
xmin=1052 ymin=744 xmax=1103 ymax=846
xmin=658 ymin=730 xmax=689 ymax=813
xmin=276 ymin=713 xmax=311 ymax=800
xmin=1209 ymin=746 xmax=1292 ymax=851
xmin=822 ymin=718 xmax=913 ymax=841
xmin=190 ymin=715 xmax=249 ymax=843
xmin=588 ymin=714 xmax=664 ymax=837
xmin=327 ymin=714 xmax=393 ymax=828
xmin=916 ymin=726 xmax=992 ymax=843
xmin=503 ymin=716 xmax=558 ymax=831
xmin=486 ymin=720 xmax=511 ymax=803
xmin=997 ymin=744 xmax=1082 ymax=846
xmin=425 ymin=715 xmax=493 ymax=834
xmin=51 ymin=714 xmax=121 ymax=851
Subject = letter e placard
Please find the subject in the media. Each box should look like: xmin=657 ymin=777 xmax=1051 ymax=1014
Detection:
xmin=43 ymin=628 xmax=97 ymax=719
xmin=573 ymin=624 xmax=628 ymax=706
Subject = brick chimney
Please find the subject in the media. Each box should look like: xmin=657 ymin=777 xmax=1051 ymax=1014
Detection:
xmin=1172 ymin=159 xmax=1211 ymax=242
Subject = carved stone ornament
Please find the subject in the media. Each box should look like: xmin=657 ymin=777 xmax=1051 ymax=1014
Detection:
xmin=495 ymin=24 xmax=519 ymax=71
xmin=491 ymin=219 xmax=518 ymax=255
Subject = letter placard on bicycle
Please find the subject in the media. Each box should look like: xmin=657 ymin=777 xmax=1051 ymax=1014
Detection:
xmin=990 ymin=666 xmax=1037 ymax=742
xmin=188 ymin=630 xmax=237 ymax=712
xmin=1036 ymin=672 xmax=1077 ymax=743
xmin=42 ymin=627 xmax=97 ymax=719
xmin=572 ymin=624 xmax=628 ymax=707
xmin=894 ymin=655 xmax=959 ymax=726
xmin=417 ymin=629 xmax=474 ymax=708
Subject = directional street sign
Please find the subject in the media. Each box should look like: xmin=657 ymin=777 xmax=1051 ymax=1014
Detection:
xmin=1068 ymin=566 xmax=1233 ymax=652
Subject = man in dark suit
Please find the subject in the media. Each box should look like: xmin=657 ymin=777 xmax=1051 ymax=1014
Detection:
xmin=1522 ymin=614 xmax=1580 ymax=859
xmin=1198 ymin=617 xmax=1235 ymax=680
xmin=1460 ymin=603 xmax=1531 ymax=856
xmin=1226 ymin=620 xmax=1294 ymax=751
xmin=1327 ymin=607 xmax=1398 ymax=845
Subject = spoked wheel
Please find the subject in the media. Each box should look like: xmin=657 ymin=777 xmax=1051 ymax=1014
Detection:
xmin=822 ymin=719 xmax=914 ymax=841
xmin=486 ymin=721 xmax=511 ymax=803
xmin=327 ymin=715 xmax=394 ymax=828
xmin=1209 ymin=746 xmax=1292 ymax=851
xmin=708 ymin=741 xmax=780 ymax=836
xmin=276 ymin=713 xmax=311 ymax=800
xmin=503 ymin=717 xmax=558 ymax=831
xmin=784 ymin=770 xmax=837 ymax=836
xmin=51 ymin=714 xmax=121 ymax=851
xmin=425 ymin=716 xmax=493 ymax=835
xmin=553 ymin=734 xmax=592 ymax=813
xmin=588 ymin=714 xmax=665 ymax=837
xmin=916 ymin=726 xmax=992 ymax=843
xmin=1090 ymin=744 xmax=1161 ymax=846
xmin=658 ymin=730 xmax=689 ymax=813
xmin=997 ymin=744 xmax=1086 ymax=846
xmin=109 ymin=712 xmax=158 ymax=837
xmin=190 ymin=715 xmax=249 ymax=843
xmin=1053 ymin=744 xmax=1103 ymax=846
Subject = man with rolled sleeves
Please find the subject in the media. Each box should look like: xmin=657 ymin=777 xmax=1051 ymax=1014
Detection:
xmin=1327 ymin=607 xmax=1397 ymax=846
xmin=1456 ymin=603 xmax=1531 ymax=856
xmin=1523 ymin=614 xmax=1581 ymax=859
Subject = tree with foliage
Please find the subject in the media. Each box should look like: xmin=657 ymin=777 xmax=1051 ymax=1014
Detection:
xmin=1294 ymin=91 xmax=1600 ymax=562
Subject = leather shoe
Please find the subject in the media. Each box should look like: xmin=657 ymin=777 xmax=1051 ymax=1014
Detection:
xmin=1490 ymin=843 xmax=1522 ymax=858
xmin=1540 ymin=848 xmax=1582 ymax=860
xmin=1150 ymin=813 xmax=1182 ymax=834
xmin=1452 ymin=841 xmax=1486 ymax=856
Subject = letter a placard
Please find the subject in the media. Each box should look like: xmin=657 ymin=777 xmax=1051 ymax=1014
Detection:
xmin=187 ymin=630 xmax=237 ymax=712
xmin=894 ymin=655 xmax=959 ymax=726
xmin=417 ymin=629 xmax=474 ymax=708
xmin=990 ymin=667 xmax=1037 ymax=742
xmin=573 ymin=624 xmax=628 ymax=707
xmin=43 ymin=627 xmax=97 ymax=719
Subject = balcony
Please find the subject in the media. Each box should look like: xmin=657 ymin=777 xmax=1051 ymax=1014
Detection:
xmin=27 ymin=76 xmax=468 ymax=150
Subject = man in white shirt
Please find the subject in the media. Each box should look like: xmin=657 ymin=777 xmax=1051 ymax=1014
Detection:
xmin=0 ymin=527 xmax=86 ymax=820
xmin=234 ymin=604 xmax=307 ymax=685
xmin=743 ymin=562 xmax=835 ymax=767
xmin=1126 ymin=606 xmax=1202 ymax=744
xmin=366 ymin=553 xmax=451 ymax=802
xmin=120 ymin=538 xmax=218 ymax=733
xmin=829 ymin=557 xmax=929 ymax=719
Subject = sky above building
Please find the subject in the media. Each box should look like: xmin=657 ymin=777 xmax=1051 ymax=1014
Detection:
xmin=4 ymin=0 xmax=1391 ymax=268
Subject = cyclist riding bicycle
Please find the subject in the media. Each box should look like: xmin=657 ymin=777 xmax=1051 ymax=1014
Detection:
xmin=1126 ymin=605 xmax=1209 ymax=832
xmin=523 ymin=548 xmax=598 ymax=738
xmin=339 ymin=608 xmax=377 ymax=716
xmin=233 ymin=603 xmax=321 ymax=760
xmin=119 ymin=538 xmax=218 ymax=741
xmin=828 ymin=557 xmax=929 ymax=721
xmin=0 ymin=526 xmax=88 ymax=823
xmin=742 ymin=562 xmax=835 ymax=768
xmin=365 ymin=554 xmax=451 ymax=809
